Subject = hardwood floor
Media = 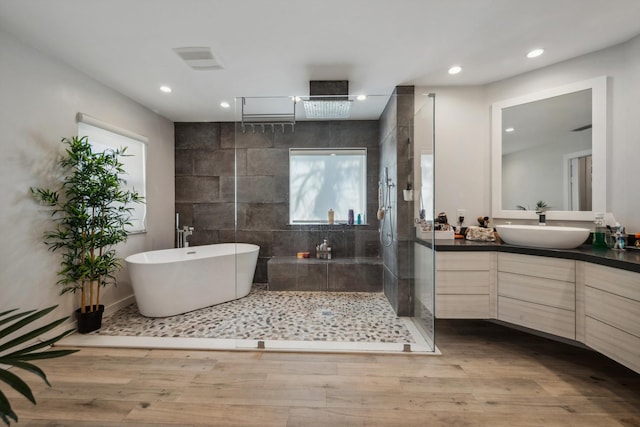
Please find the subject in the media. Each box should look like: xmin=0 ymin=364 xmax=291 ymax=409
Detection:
xmin=8 ymin=320 xmax=640 ymax=426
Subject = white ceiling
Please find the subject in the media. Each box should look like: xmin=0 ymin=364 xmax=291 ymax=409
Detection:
xmin=1 ymin=0 xmax=640 ymax=122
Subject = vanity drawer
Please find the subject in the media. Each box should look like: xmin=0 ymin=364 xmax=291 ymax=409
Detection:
xmin=584 ymin=263 xmax=640 ymax=302
xmin=436 ymin=270 xmax=491 ymax=294
xmin=436 ymin=294 xmax=491 ymax=319
xmin=498 ymin=253 xmax=575 ymax=282
xmin=498 ymin=296 xmax=575 ymax=339
xmin=585 ymin=286 xmax=640 ymax=338
xmin=585 ymin=316 xmax=640 ymax=374
xmin=498 ymin=271 xmax=575 ymax=310
xmin=437 ymin=252 xmax=493 ymax=271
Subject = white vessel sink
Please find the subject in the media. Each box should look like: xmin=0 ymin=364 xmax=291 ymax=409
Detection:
xmin=496 ymin=224 xmax=590 ymax=249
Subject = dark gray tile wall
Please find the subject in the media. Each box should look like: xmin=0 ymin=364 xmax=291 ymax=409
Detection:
xmin=267 ymin=257 xmax=382 ymax=292
xmin=379 ymin=87 xmax=415 ymax=316
xmin=175 ymin=120 xmax=381 ymax=285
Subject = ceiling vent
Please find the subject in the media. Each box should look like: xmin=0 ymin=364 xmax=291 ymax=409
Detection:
xmin=303 ymin=80 xmax=352 ymax=119
xmin=173 ymin=47 xmax=224 ymax=70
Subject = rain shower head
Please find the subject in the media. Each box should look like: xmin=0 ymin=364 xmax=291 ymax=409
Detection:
xmin=303 ymin=80 xmax=353 ymax=119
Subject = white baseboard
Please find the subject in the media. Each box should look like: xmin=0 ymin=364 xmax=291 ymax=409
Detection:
xmin=103 ymin=295 xmax=136 ymax=319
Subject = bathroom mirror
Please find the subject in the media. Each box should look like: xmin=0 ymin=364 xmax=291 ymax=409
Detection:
xmin=491 ymin=76 xmax=607 ymax=221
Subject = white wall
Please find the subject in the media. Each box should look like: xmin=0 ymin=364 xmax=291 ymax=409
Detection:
xmin=414 ymin=86 xmax=490 ymax=227
xmin=416 ymin=33 xmax=640 ymax=232
xmin=0 ymin=30 xmax=174 ymax=325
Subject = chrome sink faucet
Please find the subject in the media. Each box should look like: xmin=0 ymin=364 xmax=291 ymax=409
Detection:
xmin=536 ymin=210 xmax=546 ymax=226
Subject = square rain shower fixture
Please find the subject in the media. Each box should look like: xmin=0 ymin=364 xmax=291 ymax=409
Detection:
xmin=302 ymin=98 xmax=353 ymax=119
xmin=303 ymin=80 xmax=353 ymax=119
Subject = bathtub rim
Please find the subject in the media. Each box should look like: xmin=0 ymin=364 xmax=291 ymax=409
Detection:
xmin=125 ymin=242 xmax=259 ymax=265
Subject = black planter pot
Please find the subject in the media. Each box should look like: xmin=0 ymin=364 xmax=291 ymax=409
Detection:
xmin=75 ymin=305 xmax=104 ymax=334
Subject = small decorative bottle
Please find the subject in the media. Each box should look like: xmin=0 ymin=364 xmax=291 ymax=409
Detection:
xmin=320 ymin=239 xmax=329 ymax=259
xmin=328 ymin=209 xmax=334 ymax=225
xmin=348 ymin=209 xmax=354 ymax=225
xmin=356 ymin=213 xmax=362 ymax=225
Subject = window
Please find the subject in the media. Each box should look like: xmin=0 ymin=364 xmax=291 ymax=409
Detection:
xmin=289 ymin=148 xmax=367 ymax=224
xmin=77 ymin=113 xmax=147 ymax=233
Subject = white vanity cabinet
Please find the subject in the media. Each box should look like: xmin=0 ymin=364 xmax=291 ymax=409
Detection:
xmin=430 ymin=245 xmax=640 ymax=374
xmin=497 ymin=253 xmax=576 ymax=340
xmin=582 ymin=263 xmax=640 ymax=373
xmin=435 ymin=252 xmax=496 ymax=319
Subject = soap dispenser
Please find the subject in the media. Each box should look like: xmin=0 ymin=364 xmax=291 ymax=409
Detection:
xmin=592 ymin=212 xmax=607 ymax=248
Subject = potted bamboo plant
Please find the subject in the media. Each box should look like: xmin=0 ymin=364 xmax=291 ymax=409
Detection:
xmin=32 ymin=136 xmax=143 ymax=333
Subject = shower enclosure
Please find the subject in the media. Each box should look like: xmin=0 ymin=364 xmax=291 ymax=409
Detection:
xmin=227 ymin=90 xmax=435 ymax=351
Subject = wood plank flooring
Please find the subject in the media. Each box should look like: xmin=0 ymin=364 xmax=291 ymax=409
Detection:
xmin=7 ymin=320 xmax=640 ymax=426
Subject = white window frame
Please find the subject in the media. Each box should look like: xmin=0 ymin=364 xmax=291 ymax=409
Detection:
xmin=77 ymin=113 xmax=147 ymax=233
xmin=289 ymin=147 xmax=367 ymax=225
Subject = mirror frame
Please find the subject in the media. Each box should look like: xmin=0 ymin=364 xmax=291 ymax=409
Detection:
xmin=491 ymin=76 xmax=607 ymax=221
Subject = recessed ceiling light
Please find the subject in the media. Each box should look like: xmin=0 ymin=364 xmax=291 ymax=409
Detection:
xmin=159 ymin=85 xmax=172 ymax=93
xmin=448 ymin=65 xmax=462 ymax=75
xmin=356 ymin=94 xmax=367 ymax=101
xmin=526 ymin=48 xmax=544 ymax=58
xmin=505 ymin=127 xmax=515 ymax=132
xmin=220 ymin=101 xmax=230 ymax=108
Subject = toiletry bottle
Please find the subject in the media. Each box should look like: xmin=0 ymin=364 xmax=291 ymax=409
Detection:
xmin=357 ymin=213 xmax=362 ymax=225
xmin=348 ymin=209 xmax=354 ymax=225
xmin=320 ymin=239 xmax=328 ymax=259
xmin=592 ymin=212 xmax=607 ymax=248
xmin=328 ymin=209 xmax=334 ymax=224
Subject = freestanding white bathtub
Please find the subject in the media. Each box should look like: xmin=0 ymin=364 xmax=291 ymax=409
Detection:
xmin=125 ymin=243 xmax=260 ymax=317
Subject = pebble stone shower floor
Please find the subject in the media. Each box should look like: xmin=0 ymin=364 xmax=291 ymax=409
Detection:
xmin=88 ymin=285 xmax=422 ymax=349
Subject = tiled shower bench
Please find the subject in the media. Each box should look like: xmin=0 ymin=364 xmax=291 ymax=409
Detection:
xmin=267 ymin=257 xmax=383 ymax=292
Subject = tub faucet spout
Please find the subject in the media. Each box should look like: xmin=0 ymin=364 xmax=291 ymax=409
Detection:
xmin=176 ymin=227 xmax=184 ymax=248
xmin=183 ymin=226 xmax=194 ymax=247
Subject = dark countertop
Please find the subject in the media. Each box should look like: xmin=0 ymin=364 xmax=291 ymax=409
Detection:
xmin=416 ymin=237 xmax=640 ymax=274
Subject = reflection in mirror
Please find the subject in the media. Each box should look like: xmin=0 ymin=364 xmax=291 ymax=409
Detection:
xmin=491 ymin=76 xmax=607 ymax=221
xmin=501 ymin=89 xmax=592 ymax=211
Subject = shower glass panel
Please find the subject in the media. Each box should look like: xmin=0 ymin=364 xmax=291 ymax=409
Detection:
xmin=411 ymin=94 xmax=436 ymax=350
xmin=233 ymin=95 xmax=391 ymax=297
xmin=233 ymin=92 xmax=435 ymax=352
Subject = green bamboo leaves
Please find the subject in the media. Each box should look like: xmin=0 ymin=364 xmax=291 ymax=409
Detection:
xmin=0 ymin=306 xmax=78 ymax=426
xmin=32 ymin=136 xmax=143 ymax=313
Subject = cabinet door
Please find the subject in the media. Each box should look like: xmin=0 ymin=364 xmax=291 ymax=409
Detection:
xmin=435 ymin=252 xmax=496 ymax=319
xmin=438 ymin=252 xmax=493 ymax=271
xmin=498 ymin=271 xmax=575 ymax=310
xmin=498 ymin=296 xmax=575 ymax=339
xmin=499 ymin=252 xmax=575 ymax=282
xmin=584 ymin=263 xmax=640 ymax=301
xmin=585 ymin=286 xmax=640 ymax=338
xmin=583 ymin=263 xmax=640 ymax=374
xmin=436 ymin=294 xmax=491 ymax=319
xmin=585 ymin=317 xmax=640 ymax=374
xmin=497 ymin=253 xmax=576 ymax=340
